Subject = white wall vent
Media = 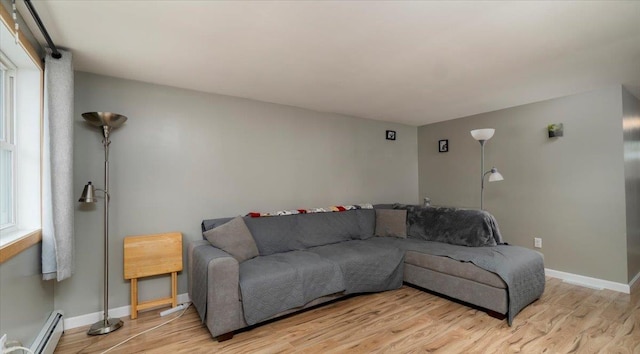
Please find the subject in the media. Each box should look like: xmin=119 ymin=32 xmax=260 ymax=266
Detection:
xmin=30 ymin=310 xmax=64 ymax=354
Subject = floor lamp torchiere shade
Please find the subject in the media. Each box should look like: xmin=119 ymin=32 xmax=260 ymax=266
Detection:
xmin=78 ymin=112 xmax=128 ymax=335
xmin=470 ymin=128 xmax=504 ymax=210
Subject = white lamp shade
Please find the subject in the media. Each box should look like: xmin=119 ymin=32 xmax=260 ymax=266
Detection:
xmin=488 ymin=170 xmax=504 ymax=182
xmin=470 ymin=128 xmax=495 ymax=141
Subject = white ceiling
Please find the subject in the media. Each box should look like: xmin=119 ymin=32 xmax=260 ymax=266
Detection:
xmin=20 ymin=1 xmax=640 ymax=126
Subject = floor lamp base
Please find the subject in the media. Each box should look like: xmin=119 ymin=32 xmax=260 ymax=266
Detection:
xmin=87 ymin=317 xmax=123 ymax=336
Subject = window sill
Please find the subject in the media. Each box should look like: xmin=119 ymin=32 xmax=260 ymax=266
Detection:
xmin=0 ymin=228 xmax=41 ymax=264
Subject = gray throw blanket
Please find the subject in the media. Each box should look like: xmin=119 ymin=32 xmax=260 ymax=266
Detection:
xmin=239 ymin=250 xmax=346 ymax=326
xmin=367 ymin=237 xmax=545 ymax=325
xmin=393 ymin=204 xmax=503 ymax=246
xmin=306 ymin=240 xmax=405 ymax=294
xmin=238 ymin=241 xmax=404 ymax=325
xmin=192 ymin=244 xmax=233 ymax=322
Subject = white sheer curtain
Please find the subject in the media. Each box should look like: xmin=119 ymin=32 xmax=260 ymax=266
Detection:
xmin=42 ymin=49 xmax=74 ymax=281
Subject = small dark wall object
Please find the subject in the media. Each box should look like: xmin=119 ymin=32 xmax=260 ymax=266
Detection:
xmin=548 ymin=123 xmax=564 ymax=138
xmin=438 ymin=139 xmax=449 ymax=152
xmin=386 ymin=130 xmax=396 ymax=140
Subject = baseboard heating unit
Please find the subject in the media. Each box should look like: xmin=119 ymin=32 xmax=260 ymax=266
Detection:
xmin=30 ymin=310 xmax=64 ymax=354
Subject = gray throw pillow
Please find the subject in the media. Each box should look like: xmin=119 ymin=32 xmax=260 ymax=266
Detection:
xmin=375 ymin=209 xmax=407 ymax=238
xmin=203 ymin=216 xmax=259 ymax=262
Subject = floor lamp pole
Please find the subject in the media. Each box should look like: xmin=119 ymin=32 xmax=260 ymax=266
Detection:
xmin=480 ymin=140 xmax=485 ymax=210
xmin=103 ymin=133 xmax=111 ymax=325
xmin=102 ymin=132 xmax=111 ymax=329
xmin=79 ymin=112 xmax=127 ymax=336
xmin=87 ymin=126 xmax=123 ymax=335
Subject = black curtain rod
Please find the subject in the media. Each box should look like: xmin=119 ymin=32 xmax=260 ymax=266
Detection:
xmin=23 ymin=0 xmax=61 ymax=59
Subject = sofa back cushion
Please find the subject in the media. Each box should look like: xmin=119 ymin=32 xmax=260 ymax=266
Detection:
xmin=203 ymin=209 xmax=377 ymax=257
xmin=243 ymin=214 xmax=303 ymax=256
xmin=295 ymin=210 xmax=364 ymax=247
xmin=355 ymin=209 xmax=376 ymax=240
xmin=201 ymin=217 xmax=234 ymax=233
xmin=242 ymin=209 xmax=375 ymax=256
xmin=391 ymin=204 xmax=503 ymax=247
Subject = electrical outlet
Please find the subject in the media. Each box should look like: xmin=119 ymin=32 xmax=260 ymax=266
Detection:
xmin=534 ymin=237 xmax=542 ymax=248
xmin=0 ymin=333 xmax=7 ymax=351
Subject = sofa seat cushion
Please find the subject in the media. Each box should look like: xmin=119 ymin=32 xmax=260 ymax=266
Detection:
xmin=307 ymin=240 xmax=404 ymax=294
xmin=239 ymin=250 xmax=345 ymax=325
xmin=365 ymin=236 xmax=545 ymax=325
xmin=363 ymin=237 xmax=504 ymax=288
xmin=405 ymin=251 xmax=506 ymax=289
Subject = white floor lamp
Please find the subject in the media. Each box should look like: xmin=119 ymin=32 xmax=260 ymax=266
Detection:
xmin=78 ymin=112 xmax=128 ymax=335
xmin=470 ymin=128 xmax=504 ymax=210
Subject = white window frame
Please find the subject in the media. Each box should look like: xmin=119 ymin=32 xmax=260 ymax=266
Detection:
xmin=0 ymin=54 xmax=17 ymax=232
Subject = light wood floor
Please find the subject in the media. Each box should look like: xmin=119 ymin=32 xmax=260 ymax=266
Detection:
xmin=55 ymin=277 xmax=640 ymax=353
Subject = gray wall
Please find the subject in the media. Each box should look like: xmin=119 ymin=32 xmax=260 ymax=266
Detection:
xmin=0 ymin=1 xmax=52 ymax=347
xmin=56 ymin=72 xmax=419 ymax=317
xmin=0 ymin=245 xmax=54 ymax=346
xmin=622 ymin=87 xmax=640 ymax=282
xmin=418 ymin=86 xmax=628 ymax=283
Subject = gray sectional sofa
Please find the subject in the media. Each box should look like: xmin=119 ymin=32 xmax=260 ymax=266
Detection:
xmin=188 ymin=205 xmax=545 ymax=341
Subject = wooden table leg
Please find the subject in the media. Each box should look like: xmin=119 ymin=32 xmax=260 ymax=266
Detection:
xmin=131 ymin=278 xmax=138 ymax=319
xmin=171 ymin=272 xmax=177 ymax=307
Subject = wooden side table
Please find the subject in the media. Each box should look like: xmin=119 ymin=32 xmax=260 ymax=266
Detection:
xmin=124 ymin=232 xmax=183 ymax=319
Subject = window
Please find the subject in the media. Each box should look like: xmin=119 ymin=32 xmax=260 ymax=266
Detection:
xmin=0 ymin=56 xmax=17 ymax=231
xmin=0 ymin=16 xmax=42 ymax=258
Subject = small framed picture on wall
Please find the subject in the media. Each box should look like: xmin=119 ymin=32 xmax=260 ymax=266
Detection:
xmin=438 ymin=139 xmax=448 ymax=153
xmin=386 ymin=130 xmax=396 ymax=140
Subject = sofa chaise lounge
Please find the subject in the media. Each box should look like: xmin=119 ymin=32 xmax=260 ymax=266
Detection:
xmin=188 ymin=204 xmax=545 ymax=341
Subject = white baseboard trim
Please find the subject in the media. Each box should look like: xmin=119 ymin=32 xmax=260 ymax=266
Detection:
xmin=545 ymin=268 xmax=630 ymax=294
xmin=629 ymin=271 xmax=640 ymax=289
xmin=63 ymin=269 xmax=639 ymax=330
xmin=63 ymin=293 xmax=191 ymax=330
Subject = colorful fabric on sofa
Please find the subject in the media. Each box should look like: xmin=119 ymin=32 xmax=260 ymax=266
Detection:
xmin=247 ymin=203 xmax=373 ymax=218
